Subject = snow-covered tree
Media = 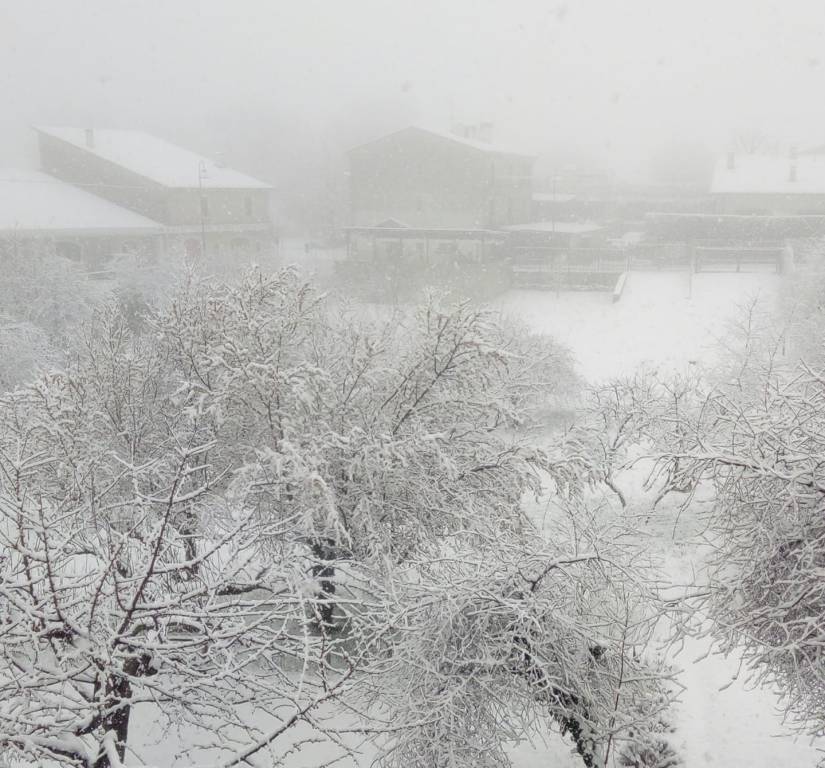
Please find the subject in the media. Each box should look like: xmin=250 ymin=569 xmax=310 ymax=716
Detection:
xmin=649 ymin=361 xmax=825 ymax=739
xmin=0 ymin=312 xmax=365 ymax=766
xmin=0 ymin=238 xmax=100 ymax=346
xmin=0 ymin=266 xmax=676 ymax=767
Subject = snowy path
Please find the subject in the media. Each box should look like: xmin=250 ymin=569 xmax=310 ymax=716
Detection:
xmin=645 ymin=490 xmax=824 ymax=768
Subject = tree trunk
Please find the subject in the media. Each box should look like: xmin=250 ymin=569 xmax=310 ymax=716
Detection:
xmin=311 ymin=538 xmax=337 ymax=630
xmin=88 ymin=654 xmax=156 ymax=768
xmin=513 ymin=634 xmax=599 ymax=767
xmin=92 ymin=674 xmax=131 ymax=768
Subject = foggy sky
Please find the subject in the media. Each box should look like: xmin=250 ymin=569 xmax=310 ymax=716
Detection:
xmin=2 ymin=0 xmax=825 ymax=181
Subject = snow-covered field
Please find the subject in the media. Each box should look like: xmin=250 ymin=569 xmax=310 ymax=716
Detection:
xmin=495 ymin=270 xmax=781 ymax=382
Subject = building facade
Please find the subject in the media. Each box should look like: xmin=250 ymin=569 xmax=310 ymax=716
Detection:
xmin=347 ymin=126 xmax=534 ymax=229
xmin=711 ymin=151 xmax=825 ymax=215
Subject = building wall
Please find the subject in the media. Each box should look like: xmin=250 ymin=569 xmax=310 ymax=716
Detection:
xmin=166 ymin=189 xmax=271 ymax=226
xmin=714 ymin=192 xmax=825 ymax=215
xmin=348 ymin=128 xmax=532 ymax=228
xmin=165 ymin=230 xmax=277 ymax=275
xmin=0 ymin=230 xmax=161 ymax=268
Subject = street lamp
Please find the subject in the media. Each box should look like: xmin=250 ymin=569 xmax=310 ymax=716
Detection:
xmin=198 ymin=160 xmax=208 ymax=259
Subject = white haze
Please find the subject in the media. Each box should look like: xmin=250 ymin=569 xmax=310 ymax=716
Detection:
xmin=3 ymin=0 xmax=825 ymax=181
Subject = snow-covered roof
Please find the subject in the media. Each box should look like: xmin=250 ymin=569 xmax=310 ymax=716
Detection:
xmin=35 ymin=126 xmax=272 ymax=190
xmin=711 ymin=154 xmax=825 ymax=195
xmin=349 ymin=126 xmax=535 ymax=158
xmin=504 ymin=222 xmax=603 ymax=234
xmin=416 ymin=126 xmax=535 ymax=157
xmin=0 ymin=170 xmax=163 ymax=234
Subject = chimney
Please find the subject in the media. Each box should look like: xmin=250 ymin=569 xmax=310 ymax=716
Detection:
xmin=789 ymin=145 xmax=798 ymax=182
xmin=477 ymin=122 xmax=493 ymax=143
xmin=726 ymin=151 xmax=735 ymax=171
xmin=84 ymin=128 xmax=95 ymax=149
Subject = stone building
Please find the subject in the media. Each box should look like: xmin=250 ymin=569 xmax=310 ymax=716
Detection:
xmin=35 ymin=126 xmax=273 ymax=264
xmin=347 ymin=125 xmax=534 ymax=229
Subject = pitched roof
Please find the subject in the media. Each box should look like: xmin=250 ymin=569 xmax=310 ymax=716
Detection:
xmin=34 ymin=126 xmax=272 ymax=190
xmin=503 ymin=221 xmax=603 ymax=234
xmin=348 ymin=126 xmax=535 ymax=159
xmin=711 ymin=153 xmax=825 ymax=195
xmin=0 ymin=170 xmax=163 ymax=234
xmin=371 ymin=217 xmax=410 ymax=228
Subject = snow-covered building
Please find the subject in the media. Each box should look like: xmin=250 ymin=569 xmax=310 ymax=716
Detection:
xmin=710 ymin=151 xmax=825 ymax=215
xmin=342 ymin=126 xmax=535 ymax=293
xmin=347 ymin=125 xmax=535 ymax=230
xmin=34 ymin=126 xmax=274 ymax=262
xmin=0 ymin=169 xmax=162 ymax=263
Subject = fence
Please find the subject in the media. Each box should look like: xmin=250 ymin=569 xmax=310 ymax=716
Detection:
xmin=510 ymin=241 xmax=787 ymax=282
xmin=334 ymin=238 xmax=791 ymax=299
xmin=693 ymin=245 xmax=783 ymax=273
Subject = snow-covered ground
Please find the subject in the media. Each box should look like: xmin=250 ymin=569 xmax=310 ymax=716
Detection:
xmin=640 ymin=481 xmax=823 ymax=768
xmin=505 ymin=270 xmax=825 ymax=767
xmin=495 ymin=270 xmax=780 ymax=382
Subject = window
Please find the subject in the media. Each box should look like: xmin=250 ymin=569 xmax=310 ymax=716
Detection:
xmin=244 ymin=196 xmax=253 ymax=217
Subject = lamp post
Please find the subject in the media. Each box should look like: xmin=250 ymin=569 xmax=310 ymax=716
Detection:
xmin=198 ymin=160 xmax=208 ymax=259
